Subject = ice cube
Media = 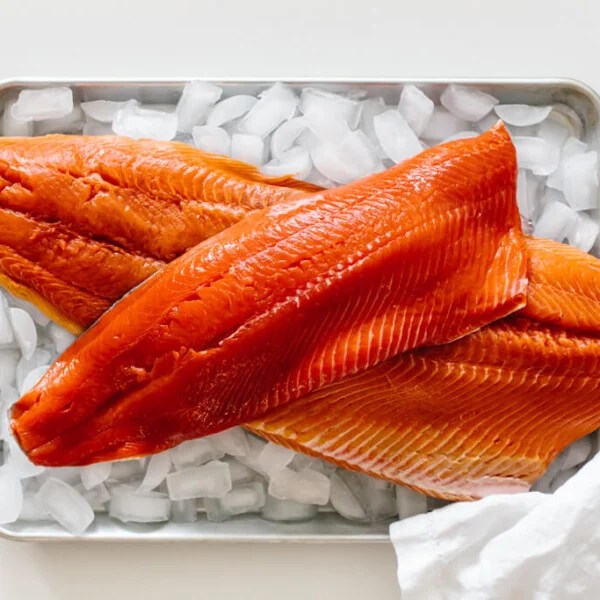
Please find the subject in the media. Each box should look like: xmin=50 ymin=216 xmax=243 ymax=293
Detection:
xmin=231 ymin=133 xmax=265 ymax=165
xmin=207 ymin=95 xmax=257 ymax=128
xmin=109 ymin=459 xmax=145 ymax=482
xmin=550 ymin=466 xmax=579 ymax=493
xmin=35 ymin=105 xmax=84 ymax=135
xmin=0 ymin=297 xmax=13 ymax=347
xmin=83 ymin=118 xmax=114 ymax=136
xmin=12 ymin=87 xmax=73 ymax=121
xmin=261 ymin=146 xmax=312 ymax=179
xmin=258 ymin=442 xmax=295 ymax=476
xmin=307 ymin=459 xmax=336 ymax=477
xmin=270 ymin=117 xmax=307 ymax=158
xmin=36 ymin=478 xmax=94 ymax=534
xmin=166 ymin=460 xmax=232 ymax=500
xmin=109 ymin=485 xmax=171 ymax=523
xmin=561 ymin=152 xmax=598 ymax=211
xmin=0 ymin=467 xmax=23 ymax=524
xmin=443 ymin=130 xmax=479 ymax=142
xmin=330 ymin=472 xmax=368 ymax=522
xmin=290 ymin=454 xmax=320 ymax=472
xmin=398 ymin=85 xmax=434 ymax=137
xmin=261 ymin=494 xmax=318 ymax=522
xmin=47 ymin=322 xmax=75 ymax=354
xmin=359 ymin=97 xmax=387 ymax=156
xmin=538 ymin=111 xmax=573 ymax=149
xmin=81 ymin=483 xmax=110 ymax=511
xmin=20 ymin=364 xmax=49 ymax=395
xmin=516 ymin=169 xmax=530 ymax=219
xmin=440 ymin=84 xmax=498 ymax=122
xmin=304 ymin=168 xmax=337 ymax=189
xmin=171 ymin=438 xmax=224 ymax=470
xmin=300 ymin=88 xmax=361 ymax=129
xmin=142 ymin=103 xmax=176 ymax=113
xmin=304 ymin=106 xmax=351 ymax=144
xmin=81 ymin=100 xmax=135 ymax=123
xmin=0 ymin=349 xmax=18 ymax=389
xmin=6 ymin=435 xmax=46 ymax=479
xmin=19 ymin=491 xmax=51 ymax=521
xmin=373 ymin=110 xmax=422 ymax=164
xmin=239 ymin=83 xmax=297 ymax=137
xmin=176 ymin=81 xmax=222 ymax=133
xmin=2 ymin=99 xmax=33 ymax=136
xmin=15 ymin=348 xmax=52 ymax=392
xmin=546 ymin=137 xmax=589 ymax=190
xmin=494 ymin=104 xmax=551 ymax=127
xmin=225 ymin=458 xmax=257 ymax=485
xmin=567 ymin=212 xmax=599 ymax=253
xmin=5 ymin=293 xmax=50 ymax=327
xmin=359 ymin=477 xmax=397 ymax=521
xmin=191 ymin=125 xmax=230 ymax=156
xmin=80 ymin=462 xmax=112 ymax=491
xmin=311 ymin=130 xmax=380 ymax=184
xmin=330 ymin=471 xmax=396 ymax=522
xmin=139 ymin=451 xmax=172 ymax=491
xmin=422 ymin=107 xmax=469 ymax=142
xmin=533 ymin=201 xmax=577 ymax=241
xmin=36 ymin=466 xmax=79 ymax=485
xmin=395 ymin=485 xmax=428 ymax=519
xmin=513 ymin=136 xmax=560 ymax=176
xmin=0 ymin=387 xmax=17 ymax=439
xmin=171 ymin=499 xmax=198 ymax=522
xmin=9 ymin=308 xmax=37 ymax=360
xmin=113 ymin=103 xmax=177 ymax=141
xmin=561 ymin=436 xmax=593 ymax=471
xmin=552 ymin=103 xmax=583 ymax=139
xmin=205 ymin=481 xmax=266 ymax=521
xmin=237 ymin=435 xmax=268 ymax=477
xmin=532 ymin=452 xmax=566 ymax=493
xmin=268 ymin=467 xmax=330 ymax=505
xmin=475 ymin=111 xmax=500 ymax=133
xmin=207 ymin=427 xmax=249 ymax=457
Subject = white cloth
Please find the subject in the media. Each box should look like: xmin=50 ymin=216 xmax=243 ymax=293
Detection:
xmin=390 ymin=453 xmax=600 ymax=599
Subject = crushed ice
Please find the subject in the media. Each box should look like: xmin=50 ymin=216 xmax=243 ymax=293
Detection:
xmin=0 ymin=82 xmax=598 ymax=534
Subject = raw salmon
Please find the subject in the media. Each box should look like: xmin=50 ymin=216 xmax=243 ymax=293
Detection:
xmin=11 ymin=123 xmax=526 ymax=466
xmin=0 ymin=135 xmax=320 ymax=331
xmin=249 ymin=238 xmax=600 ymax=501
xmin=520 ymin=236 xmax=600 ymax=333
xmin=249 ymin=317 xmax=600 ymax=501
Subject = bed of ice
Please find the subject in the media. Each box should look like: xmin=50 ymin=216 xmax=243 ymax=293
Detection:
xmin=0 ymin=82 xmax=598 ymax=535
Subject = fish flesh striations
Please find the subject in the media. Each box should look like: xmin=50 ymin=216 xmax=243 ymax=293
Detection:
xmin=249 ymin=237 xmax=600 ymax=500
xmin=0 ymin=135 xmax=320 ymax=332
xmin=11 ymin=123 xmax=527 ymax=466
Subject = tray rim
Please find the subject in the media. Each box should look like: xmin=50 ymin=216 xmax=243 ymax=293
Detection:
xmin=0 ymin=76 xmax=598 ymax=543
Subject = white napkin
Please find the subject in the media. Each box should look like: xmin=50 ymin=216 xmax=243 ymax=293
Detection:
xmin=390 ymin=451 xmax=600 ymax=599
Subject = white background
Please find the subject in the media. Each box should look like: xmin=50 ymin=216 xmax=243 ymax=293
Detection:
xmin=0 ymin=1 xmax=597 ymax=598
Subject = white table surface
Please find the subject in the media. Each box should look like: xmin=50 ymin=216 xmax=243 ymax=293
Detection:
xmin=0 ymin=1 xmax=598 ymax=597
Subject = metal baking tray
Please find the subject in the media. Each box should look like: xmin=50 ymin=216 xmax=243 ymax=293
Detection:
xmin=0 ymin=77 xmax=598 ymax=543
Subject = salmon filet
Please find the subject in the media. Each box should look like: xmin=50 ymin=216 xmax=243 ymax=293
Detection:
xmin=11 ymin=123 xmax=527 ymax=466
xmin=0 ymin=135 xmax=320 ymax=331
xmin=249 ymin=238 xmax=600 ymax=500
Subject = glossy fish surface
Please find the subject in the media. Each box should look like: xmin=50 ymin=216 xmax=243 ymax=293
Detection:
xmin=0 ymin=135 xmax=319 ymax=331
xmin=12 ymin=123 xmax=526 ymax=466
xmin=249 ymin=239 xmax=600 ymax=500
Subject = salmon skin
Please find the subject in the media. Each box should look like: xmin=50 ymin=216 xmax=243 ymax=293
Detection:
xmin=0 ymin=135 xmax=320 ymax=332
xmin=11 ymin=123 xmax=526 ymax=466
xmin=249 ymin=238 xmax=600 ymax=501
